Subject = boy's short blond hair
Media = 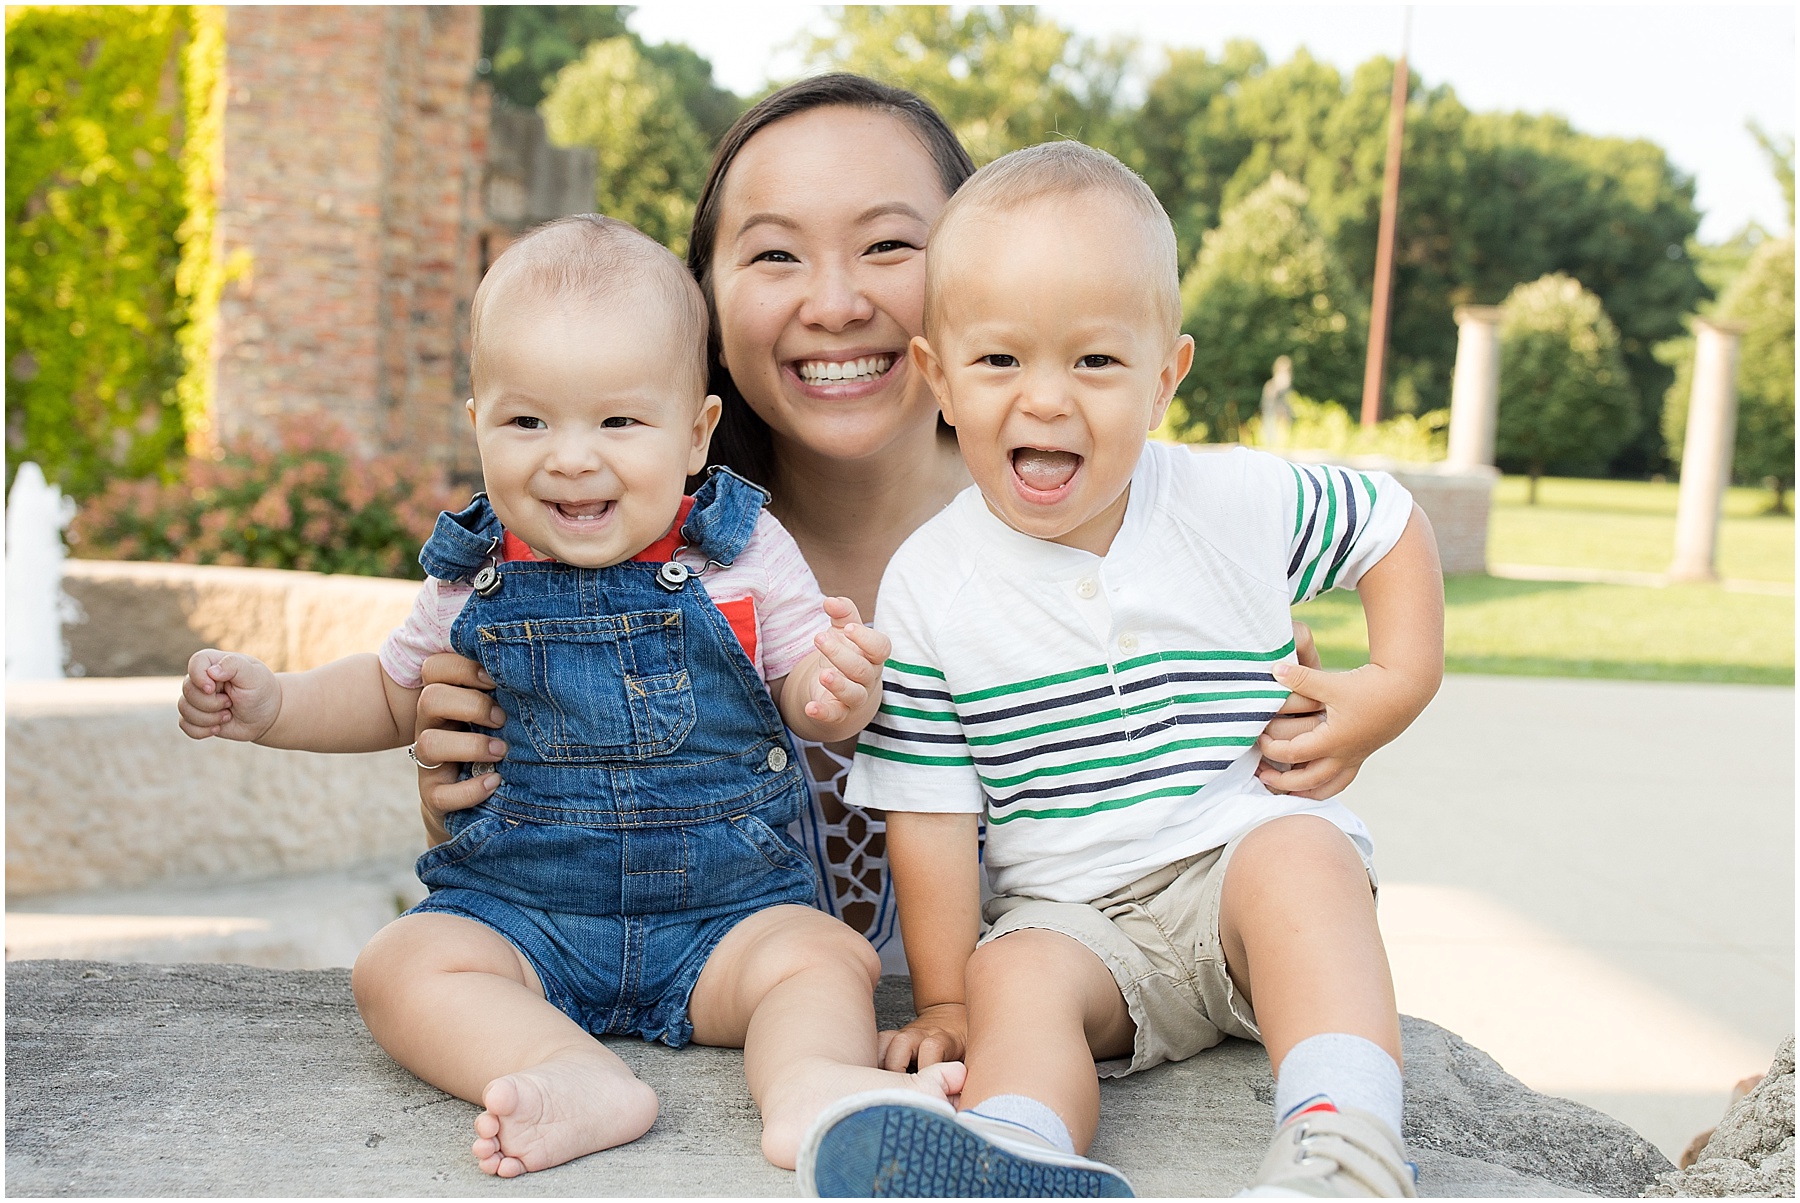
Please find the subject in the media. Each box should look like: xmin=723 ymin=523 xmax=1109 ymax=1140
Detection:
xmin=925 ymin=141 xmax=1182 ymax=338
xmin=470 ymin=214 xmax=709 ymax=401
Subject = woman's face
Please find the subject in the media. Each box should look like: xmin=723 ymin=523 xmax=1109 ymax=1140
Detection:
xmin=710 ymin=106 xmax=951 ymax=466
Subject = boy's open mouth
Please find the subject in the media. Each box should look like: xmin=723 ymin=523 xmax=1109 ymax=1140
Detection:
xmin=550 ymin=499 xmax=615 ymax=523
xmin=794 ymin=354 xmax=897 ymax=386
xmin=1010 ymin=447 xmax=1082 ymax=496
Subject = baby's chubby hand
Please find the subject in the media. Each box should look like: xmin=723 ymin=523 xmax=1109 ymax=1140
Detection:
xmin=803 ymin=596 xmax=891 ymax=728
xmin=178 ymin=649 xmax=282 ymax=743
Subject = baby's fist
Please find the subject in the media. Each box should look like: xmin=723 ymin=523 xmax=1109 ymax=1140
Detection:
xmin=178 ymin=649 xmax=281 ymax=742
xmin=803 ymin=597 xmax=891 ymax=728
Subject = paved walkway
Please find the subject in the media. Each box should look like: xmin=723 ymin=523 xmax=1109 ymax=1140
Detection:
xmin=1348 ymin=674 xmax=1794 ymax=1161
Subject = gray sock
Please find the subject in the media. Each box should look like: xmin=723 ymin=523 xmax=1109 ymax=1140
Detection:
xmin=1272 ymin=1033 xmax=1404 ymax=1143
xmin=962 ymin=1094 xmax=1076 ymax=1154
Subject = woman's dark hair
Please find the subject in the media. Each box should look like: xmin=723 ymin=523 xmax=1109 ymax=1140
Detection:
xmin=686 ymin=73 xmax=975 ymax=490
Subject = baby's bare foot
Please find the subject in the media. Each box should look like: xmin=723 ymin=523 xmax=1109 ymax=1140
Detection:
xmin=471 ymin=1052 xmax=658 ymax=1177
xmin=760 ymin=1058 xmax=968 ymax=1169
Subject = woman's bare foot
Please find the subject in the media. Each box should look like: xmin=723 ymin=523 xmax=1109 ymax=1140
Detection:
xmin=471 ymin=1052 xmax=659 ymax=1177
xmin=759 ymin=1057 xmax=968 ymax=1169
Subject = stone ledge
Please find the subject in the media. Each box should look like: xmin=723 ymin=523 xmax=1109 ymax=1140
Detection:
xmin=62 ymin=558 xmax=420 ymax=677
xmin=6 ymin=678 xmax=421 ymax=899
xmin=5 ymin=962 xmax=1671 ymax=1197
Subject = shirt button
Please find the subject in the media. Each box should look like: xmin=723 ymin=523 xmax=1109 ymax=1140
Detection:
xmin=765 ymin=746 xmax=789 ymax=773
xmin=1119 ymin=633 xmax=1139 ymax=652
xmin=1076 ymin=577 xmax=1098 ymax=599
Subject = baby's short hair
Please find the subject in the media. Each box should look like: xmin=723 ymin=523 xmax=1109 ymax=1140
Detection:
xmin=925 ymin=141 xmax=1182 ymax=337
xmin=470 ymin=214 xmax=709 ymax=400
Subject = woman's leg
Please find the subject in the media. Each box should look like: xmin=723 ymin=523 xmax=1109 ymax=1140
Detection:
xmin=352 ymin=912 xmax=658 ymax=1177
xmin=686 ymin=903 xmax=966 ymax=1168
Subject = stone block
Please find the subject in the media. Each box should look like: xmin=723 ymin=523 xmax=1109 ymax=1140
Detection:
xmin=5 ymin=678 xmax=422 ymax=900
xmin=62 ymin=558 xmax=420 ymax=676
xmin=3 ymin=963 xmax=1671 ymax=1197
xmin=1279 ymin=451 xmax=1497 ymax=576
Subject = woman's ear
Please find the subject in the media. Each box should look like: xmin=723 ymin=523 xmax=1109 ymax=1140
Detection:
xmin=911 ymin=336 xmax=956 ymax=426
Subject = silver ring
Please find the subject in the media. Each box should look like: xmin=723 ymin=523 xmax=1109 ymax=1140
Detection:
xmin=406 ymin=743 xmax=446 ymax=771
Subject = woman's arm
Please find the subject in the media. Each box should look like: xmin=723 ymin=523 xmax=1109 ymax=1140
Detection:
xmin=413 ymin=652 xmax=509 ymax=846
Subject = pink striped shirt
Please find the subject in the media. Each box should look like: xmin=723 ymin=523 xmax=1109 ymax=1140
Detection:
xmin=379 ymin=508 xmax=828 ymax=689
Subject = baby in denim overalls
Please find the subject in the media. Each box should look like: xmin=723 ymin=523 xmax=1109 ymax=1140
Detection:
xmin=177 ymin=216 xmax=966 ymax=1177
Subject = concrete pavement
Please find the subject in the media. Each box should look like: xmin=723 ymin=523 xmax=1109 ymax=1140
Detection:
xmin=1346 ymin=674 xmax=1794 ymax=1162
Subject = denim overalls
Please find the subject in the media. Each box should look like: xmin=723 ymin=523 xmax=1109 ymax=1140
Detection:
xmin=407 ymin=469 xmax=819 ymax=1047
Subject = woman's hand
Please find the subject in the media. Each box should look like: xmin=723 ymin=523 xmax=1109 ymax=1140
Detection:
xmin=1261 ymin=620 xmax=1325 ymax=776
xmin=414 ymin=652 xmax=508 ymax=846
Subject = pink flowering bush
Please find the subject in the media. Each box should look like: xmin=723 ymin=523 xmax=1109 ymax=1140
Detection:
xmin=69 ymin=417 xmax=465 ymax=579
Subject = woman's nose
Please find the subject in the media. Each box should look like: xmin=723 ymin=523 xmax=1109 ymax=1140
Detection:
xmin=799 ymin=259 xmax=876 ymax=331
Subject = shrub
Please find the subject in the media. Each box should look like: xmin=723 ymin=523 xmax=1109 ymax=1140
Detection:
xmin=1495 ymin=273 xmax=1639 ymax=501
xmin=69 ymin=417 xmax=465 ymax=579
xmin=5 ymin=5 xmax=224 ymax=498
xmin=1239 ymin=395 xmax=1449 ymax=462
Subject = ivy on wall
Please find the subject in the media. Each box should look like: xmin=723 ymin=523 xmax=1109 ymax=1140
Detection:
xmin=5 ymin=5 xmax=224 ymax=499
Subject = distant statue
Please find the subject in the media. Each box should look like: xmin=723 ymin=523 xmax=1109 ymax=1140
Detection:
xmin=1260 ymin=355 xmax=1294 ymax=448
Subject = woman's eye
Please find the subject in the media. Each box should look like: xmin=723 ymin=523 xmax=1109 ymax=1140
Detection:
xmin=751 ymin=249 xmax=797 ymax=264
xmin=1079 ymin=355 xmax=1116 ymax=369
xmin=601 ymin=416 xmax=637 ymax=429
xmin=981 ymin=354 xmax=1018 ymax=368
xmin=510 ymin=416 xmax=545 ymax=430
xmin=867 ymin=239 xmax=913 ymax=255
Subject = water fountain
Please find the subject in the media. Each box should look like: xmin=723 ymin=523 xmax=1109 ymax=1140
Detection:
xmin=6 ymin=461 xmax=78 ymax=680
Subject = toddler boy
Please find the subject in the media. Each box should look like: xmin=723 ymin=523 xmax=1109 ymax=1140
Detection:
xmin=178 ymin=216 xmax=962 ymax=1178
xmin=797 ymin=143 xmax=1443 ymax=1197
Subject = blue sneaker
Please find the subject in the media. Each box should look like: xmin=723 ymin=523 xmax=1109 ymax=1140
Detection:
xmin=798 ymin=1089 xmax=1135 ymax=1197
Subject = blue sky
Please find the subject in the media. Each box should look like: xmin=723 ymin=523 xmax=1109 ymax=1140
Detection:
xmin=627 ymin=3 xmax=1795 ymax=243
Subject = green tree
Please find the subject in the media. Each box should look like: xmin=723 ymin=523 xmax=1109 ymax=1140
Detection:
xmin=801 ymin=5 xmax=1127 ymax=165
xmin=480 ymin=6 xmax=632 ymax=107
xmin=1661 ymin=237 xmax=1795 ymax=512
xmin=1128 ymin=49 xmax=1704 ymax=458
xmin=1496 ymin=274 xmax=1639 ymax=501
xmin=1176 ymin=174 xmax=1366 ymax=441
xmin=5 ymin=5 xmax=217 ymax=498
xmin=541 ymin=37 xmax=711 ymax=255
xmin=480 ymin=7 xmax=742 ymax=145
xmin=1659 ymin=128 xmax=1794 ymax=512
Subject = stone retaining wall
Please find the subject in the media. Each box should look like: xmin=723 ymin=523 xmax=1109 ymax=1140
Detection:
xmin=5 ymin=677 xmax=420 ymax=900
xmin=62 ymin=559 xmax=420 ymax=677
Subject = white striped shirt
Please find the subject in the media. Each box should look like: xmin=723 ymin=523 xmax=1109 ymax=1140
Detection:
xmin=846 ymin=441 xmax=1411 ymax=903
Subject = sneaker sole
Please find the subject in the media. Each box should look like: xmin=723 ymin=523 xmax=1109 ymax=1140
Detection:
xmin=800 ymin=1093 xmax=1134 ymax=1197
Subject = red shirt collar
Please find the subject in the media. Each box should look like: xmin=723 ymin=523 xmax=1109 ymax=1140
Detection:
xmin=500 ymin=495 xmax=696 ymax=565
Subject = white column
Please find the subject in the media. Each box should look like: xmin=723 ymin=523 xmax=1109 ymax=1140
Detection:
xmin=1446 ymin=305 xmax=1503 ymax=470
xmin=1669 ymin=320 xmax=1743 ymax=581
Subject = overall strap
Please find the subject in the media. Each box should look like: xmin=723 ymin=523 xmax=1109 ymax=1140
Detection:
xmin=679 ymin=467 xmax=771 ymax=566
xmin=418 ymin=494 xmax=503 ymax=582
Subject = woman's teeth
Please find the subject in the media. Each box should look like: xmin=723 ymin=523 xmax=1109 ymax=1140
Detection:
xmin=796 ymin=355 xmax=894 ymax=384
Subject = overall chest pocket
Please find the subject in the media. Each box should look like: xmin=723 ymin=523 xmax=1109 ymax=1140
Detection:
xmin=477 ymin=610 xmax=695 ymax=762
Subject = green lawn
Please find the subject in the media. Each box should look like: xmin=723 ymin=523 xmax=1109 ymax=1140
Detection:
xmin=1488 ymin=475 xmax=1794 ymax=583
xmin=1295 ymin=476 xmax=1795 ymax=685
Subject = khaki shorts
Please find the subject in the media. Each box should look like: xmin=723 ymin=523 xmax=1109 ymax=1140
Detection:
xmin=980 ymin=830 xmax=1376 ymax=1078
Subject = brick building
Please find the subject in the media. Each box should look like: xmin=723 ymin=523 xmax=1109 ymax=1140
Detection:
xmin=210 ymin=7 xmax=591 ymax=485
